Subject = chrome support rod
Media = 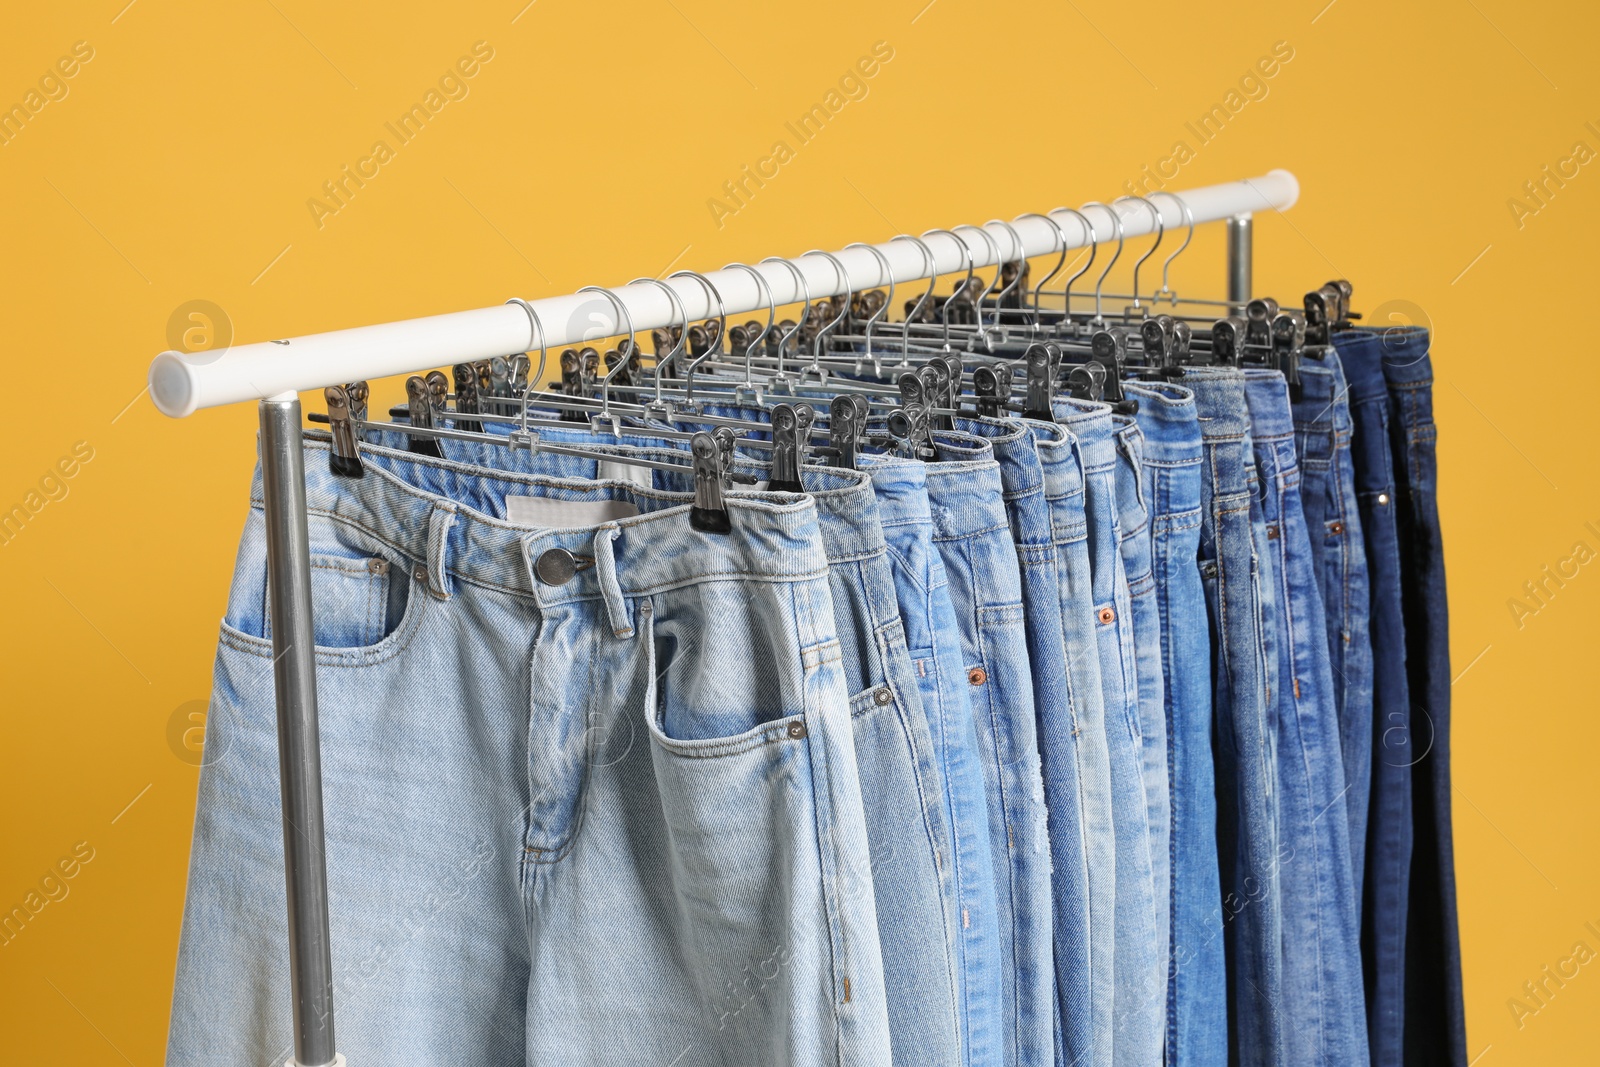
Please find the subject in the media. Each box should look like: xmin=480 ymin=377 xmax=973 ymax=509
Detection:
xmin=1226 ymin=213 xmax=1253 ymax=305
xmin=259 ymin=394 xmax=340 ymax=1067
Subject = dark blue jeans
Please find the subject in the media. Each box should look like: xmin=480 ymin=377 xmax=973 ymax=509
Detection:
xmin=1183 ymin=369 xmax=1285 ymax=1067
xmin=1334 ymin=330 xmax=1414 ymax=1067
xmin=1292 ymin=354 xmax=1374 ymax=902
xmin=1128 ymin=382 xmax=1227 ymax=1067
xmin=1373 ymin=327 xmax=1468 ymax=1066
xmin=1243 ymin=370 xmax=1369 ymax=1066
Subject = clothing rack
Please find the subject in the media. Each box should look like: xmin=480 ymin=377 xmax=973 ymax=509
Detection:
xmin=148 ymin=168 xmax=1298 ymax=1067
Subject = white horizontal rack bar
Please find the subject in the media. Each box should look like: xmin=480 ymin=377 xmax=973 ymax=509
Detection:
xmin=149 ymin=169 xmax=1297 ymax=417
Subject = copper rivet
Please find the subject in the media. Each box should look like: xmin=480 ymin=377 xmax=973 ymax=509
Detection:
xmin=873 ymin=687 xmax=893 ymax=706
xmin=1329 ymin=521 xmax=1344 ymax=534
xmin=1266 ymin=525 xmax=1280 ymax=540
xmin=968 ymin=668 xmax=987 ymax=686
xmin=787 ymin=720 xmax=807 ymax=740
xmin=1377 ymin=493 xmax=1390 ymax=506
xmin=1098 ymin=607 xmax=1115 ymax=624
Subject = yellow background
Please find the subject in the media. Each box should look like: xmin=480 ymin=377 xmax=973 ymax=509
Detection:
xmin=2 ymin=0 xmax=1596 ymax=1062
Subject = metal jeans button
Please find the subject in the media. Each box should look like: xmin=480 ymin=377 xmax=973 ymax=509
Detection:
xmin=535 ymin=547 xmax=578 ymax=586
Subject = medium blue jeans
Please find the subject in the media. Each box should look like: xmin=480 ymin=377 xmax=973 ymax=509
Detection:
xmin=927 ymin=433 xmax=1057 ymax=1067
xmin=1051 ymin=398 xmax=1163 ymax=1067
xmin=1184 ymin=368 xmax=1285 ymax=1067
xmin=1375 ymin=328 xmax=1468 ymax=1066
xmin=1243 ymin=370 xmax=1368 ymax=1067
xmin=1335 ymin=329 xmax=1415 ymax=1067
xmin=860 ymin=452 xmax=1007 ymax=1067
xmin=962 ymin=416 xmax=1102 ymax=1067
xmin=1291 ymin=354 xmax=1374 ymax=902
xmin=1127 ymin=382 xmax=1228 ymax=1067
xmin=169 ymin=435 xmax=892 ymax=1066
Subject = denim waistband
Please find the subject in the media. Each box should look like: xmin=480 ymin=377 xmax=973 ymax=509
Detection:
xmin=282 ymin=435 xmax=832 ymax=606
xmin=1183 ymin=368 xmax=1251 ymax=439
xmin=922 ymin=458 xmax=1009 ymax=544
xmin=1292 ymin=357 xmax=1353 ymax=436
xmin=1332 ymin=330 xmax=1388 ymax=403
xmin=1241 ymin=370 xmax=1294 ymax=440
xmin=1367 ymin=325 xmax=1433 ymax=387
xmin=1050 ymin=397 xmax=1116 ymax=474
xmin=955 ymin=417 xmax=1045 ymax=499
xmin=857 ymin=454 xmax=934 ymax=527
xmin=1125 ymin=381 xmax=1202 ymax=464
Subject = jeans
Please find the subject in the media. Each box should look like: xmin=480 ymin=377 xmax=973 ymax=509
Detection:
xmin=1184 ymin=368 xmax=1285 ymax=1067
xmin=169 ymin=435 xmax=892 ymax=1067
xmin=1243 ymin=370 xmax=1368 ymax=1067
xmin=859 ymin=452 xmax=1007 ymax=1067
xmin=387 ymin=421 xmax=972 ymax=1067
xmin=927 ymin=433 xmax=1057 ymax=1067
xmin=1110 ymin=413 xmax=1173 ymax=1001
xmin=1127 ymin=382 xmax=1227 ymax=1067
xmin=1051 ymin=398 xmax=1163 ymax=1067
xmin=1375 ymin=328 xmax=1468 ymax=1067
xmin=1291 ymin=353 xmax=1374 ymax=903
xmin=962 ymin=415 xmax=1103 ymax=1067
xmin=1334 ymin=329 xmax=1414 ymax=1067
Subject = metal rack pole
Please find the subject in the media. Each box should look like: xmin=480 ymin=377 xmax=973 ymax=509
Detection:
xmin=1226 ymin=213 xmax=1253 ymax=305
xmin=259 ymin=393 xmax=341 ymax=1067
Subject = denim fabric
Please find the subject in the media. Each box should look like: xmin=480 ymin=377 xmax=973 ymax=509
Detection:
xmin=1051 ymin=397 xmax=1163 ymax=1067
xmin=1184 ymin=369 xmax=1285 ymax=1067
xmin=1110 ymin=413 xmax=1173 ymax=998
xmin=169 ymin=435 xmax=891 ymax=1067
xmin=858 ymin=452 xmax=1007 ymax=1067
xmin=1243 ymin=370 xmax=1368 ymax=1067
xmin=926 ymin=434 xmax=1057 ymax=1067
xmin=1375 ymin=328 xmax=1467 ymax=1067
xmin=371 ymin=421 xmax=969 ymax=1067
xmin=1291 ymin=354 xmax=1374 ymax=902
xmin=1334 ymin=330 xmax=1414 ymax=1067
xmin=1127 ymin=382 xmax=1228 ymax=1067
xmin=960 ymin=416 xmax=1102 ymax=1067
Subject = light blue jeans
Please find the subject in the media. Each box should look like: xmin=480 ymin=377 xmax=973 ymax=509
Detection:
xmin=858 ymin=449 xmax=1006 ymax=1067
xmin=169 ymin=434 xmax=891 ymax=1066
xmin=926 ymin=433 xmax=1057 ymax=1067
xmin=1127 ymin=381 xmax=1227 ymax=1066
xmin=1029 ymin=416 xmax=1118 ymax=1067
xmin=374 ymin=420 xmax=971 ymax=1067
xmin=1051 ymin=398 xmax=1164 ymax=1067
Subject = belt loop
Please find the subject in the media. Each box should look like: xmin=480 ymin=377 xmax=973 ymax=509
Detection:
xmin=592 ymin=524 xmax=634 ymax=638
xmin=426 ymin=501 xmax=458 ymax=600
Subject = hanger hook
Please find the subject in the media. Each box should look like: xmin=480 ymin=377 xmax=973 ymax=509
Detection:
xmin=922 ymin=228 xmax=973 ymax=348
xmin=986 ymin=218 xmax=1028 ymax=334
xmin=1013 ymin=212 xmax=1069 ymax=332
xmin=952 ymin=224 xmax=999 ymax=350
xmin=626 ymin=277 xmax=688 ymax=411
xmin=804 ymin=249 xmax=854 ymax=372
xmin=1048 ymin=207 xmax=1098 ymax=332
xmin=506 ymin=297 xmax=547 ymax=440
xmin=1112 ymin=194 xmax=1164 ymax=313
xmin=761 ymin=255 xmax=811 ymax=382
xmin=1146 ymin=191 xmax=1193 ymax=302
xmin=1080 ymin=201 xmax=1123 ymax=327
xmin=891 ymin=234 xmax=937 ymax=364
xmin=846 ymin=242 xmax=895 ymax=368
xmin=575 ymin=285 xmax=637 ymax=426
xmin=668 ymin=269 xmax=728 ymax=404
xmin=722 ymin=262 xmax=775 ymax=392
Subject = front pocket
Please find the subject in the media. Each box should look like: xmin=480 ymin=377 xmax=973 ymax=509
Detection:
xmin=261 ymin=552 xmax=404 ymax=649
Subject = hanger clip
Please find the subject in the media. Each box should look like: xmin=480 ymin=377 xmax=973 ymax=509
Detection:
xmin=1270 ymin=310 xmax=1307 ymax=401
xmin=1067 ymin=360 xmax=1106 ymax=402
xmin=1021 ymin=342 xmax=1058 ymax=421
xmin=974 ymin=362 xmax=1014 ymax=418
xmin=825 ymin=394 xmax=865 ymax=469
xmin=689 ymin=428 xmax=735 ymax=534
xmin=1089 ymin=328 xmax=1138 ymax=413
xmin=768 ymin=404 xmax=805 ymax=493
xmin=891 ymin=372 xmax=934 ymax=459
xmin=325 ymin=384 xmax=365 ymax=478
xmin=403 ymin=374 xmax=445 ymax=457
xmin=454 ymin=363 xmax=483 ymax=434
